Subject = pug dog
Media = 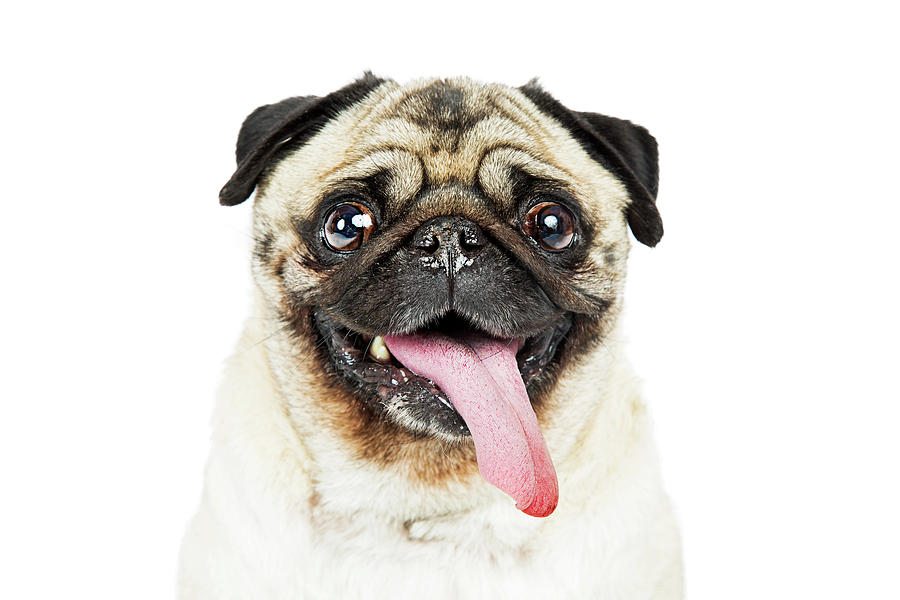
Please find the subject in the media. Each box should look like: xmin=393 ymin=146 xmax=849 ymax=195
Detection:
xmin=178 ymin=74 xmax=683 ymax=599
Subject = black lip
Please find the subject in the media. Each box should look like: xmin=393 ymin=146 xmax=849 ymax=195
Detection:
xmin=312 ymin=308 xmax=572 ymax=441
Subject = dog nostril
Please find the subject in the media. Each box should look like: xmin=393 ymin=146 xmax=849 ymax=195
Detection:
xmin=413 ymin=233 xmax=439 ymax=254
xmin=409 ymin=217 xmax=487 ymax=257
xmin=458 ymin=227 xmax=486 ymax=254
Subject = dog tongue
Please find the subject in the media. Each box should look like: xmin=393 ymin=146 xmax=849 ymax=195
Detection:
xmin=383 ymin=331 xmax=558 ymax=517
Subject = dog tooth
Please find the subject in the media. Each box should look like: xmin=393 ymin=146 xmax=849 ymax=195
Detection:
xmin=369 ymin=335 xmax=392 ymax=363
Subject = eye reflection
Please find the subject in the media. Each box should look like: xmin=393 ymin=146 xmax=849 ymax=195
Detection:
xmin=522 ymin=201 xmax=575 ymax=252
xmin=323 ymin=202 xmax=376 ymax=252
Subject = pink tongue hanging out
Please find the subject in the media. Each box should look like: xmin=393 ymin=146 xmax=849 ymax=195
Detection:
xmin=383 ymin=331 xmax=558 ymax=517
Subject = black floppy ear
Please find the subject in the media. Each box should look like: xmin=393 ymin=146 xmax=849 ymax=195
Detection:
xmin=519 ymin=83 xmax=663 ymax=247
xmin=219 ymin=73 xmax=386 ymax=206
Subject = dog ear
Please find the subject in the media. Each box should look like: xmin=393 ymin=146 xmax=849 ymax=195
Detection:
xmin=219 ymin=73 xmax=386 ymax=206
xmin=519 ymin=82 xmax=663 ymax=247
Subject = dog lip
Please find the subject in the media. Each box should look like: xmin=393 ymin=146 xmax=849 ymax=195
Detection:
xmin=328 ymin=308 xmax=569 ymax=369
xmin=313 ymin=309 xmax=471 ymax=439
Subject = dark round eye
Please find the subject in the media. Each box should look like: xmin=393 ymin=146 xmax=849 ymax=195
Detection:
xmin=522 ymin=201 xmax=576 ymax=252
xmin=323 ymin=202 xmax=376 ymax=252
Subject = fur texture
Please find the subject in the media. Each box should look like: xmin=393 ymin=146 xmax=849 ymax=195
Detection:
xmin=179 ymin=75 xmax=683 ymax=599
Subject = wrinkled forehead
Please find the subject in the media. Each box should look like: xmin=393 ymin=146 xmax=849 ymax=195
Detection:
xmin=258 ymin=78 xmax=627 ymax=219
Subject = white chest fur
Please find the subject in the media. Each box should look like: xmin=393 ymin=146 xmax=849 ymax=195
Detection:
xmin=178 ymin=316 xmax=683 ymax=599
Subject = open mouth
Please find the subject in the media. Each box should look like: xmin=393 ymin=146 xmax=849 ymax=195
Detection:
xmin=313 ymin=310 xmax=571 ymax=438
xmin=312 ymin=308 xmax=571 ymax=517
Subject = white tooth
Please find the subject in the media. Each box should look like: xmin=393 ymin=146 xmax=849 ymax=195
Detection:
xmin=369 ymin=335 xmax=392 ymax=363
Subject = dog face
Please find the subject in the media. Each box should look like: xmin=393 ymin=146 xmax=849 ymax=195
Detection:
xmin=221 ymin=75 xmax=661 ymax=518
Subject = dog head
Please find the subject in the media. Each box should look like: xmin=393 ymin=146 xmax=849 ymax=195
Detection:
xmin=220 ymin=74 xmax=661 ymax=518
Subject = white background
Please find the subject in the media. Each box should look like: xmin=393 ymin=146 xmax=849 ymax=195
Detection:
xmin=2 ymin=1 xmax=898 ymax=598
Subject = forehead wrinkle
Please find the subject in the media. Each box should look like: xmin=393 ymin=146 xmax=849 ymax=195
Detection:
xmin=489 ymin=89 xmax=592 ymax=165
xmin=319 ymin=83 xmax=588 ymax=206
xmin=477 ymin=146 xmax=578 ymax=211
xmin=453 ymin=116 xmax=530 ymax=176
xmin=404 ymin=182 xmax=493 ymax=223
xmin=480 ymin=146 xmax=576 ymax=183
xmin=493 ymin=89 xmax=624 ymax=190
xmin=325 ymin=148 xmax=418 ymax=182
xmin=364 ymin=118 xmax=437 ymax=154
xmin=488 ymin=89 xmax=610 ymax=199
xmin=323 ymin=148 xmax=424 ymax=204
xmin=463 ymin=115 xmax=531 ymax=147
xmin=490 ymin=87 xmax=557 ymax=139
xmin=318 ymin=117 xmax=430 ymax=181
xmin=412 ymin=113 xmax=549 ymax=186
xmin=369 ymin=87 xmax=547 ymax=185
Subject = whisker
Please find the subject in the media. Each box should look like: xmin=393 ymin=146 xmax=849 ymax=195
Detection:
xmin=249 ymin=321 xmax=292 ymax=349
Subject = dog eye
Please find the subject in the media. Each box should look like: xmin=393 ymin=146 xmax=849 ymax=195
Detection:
xmin=522 ymin=202 xmax=575 ymax=252
xmin=323 ymin=202 xmax=376 ymax=252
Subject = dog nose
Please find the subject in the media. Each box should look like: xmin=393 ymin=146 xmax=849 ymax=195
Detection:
xmin=409 ymin=216 xmax=488 ymax=257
